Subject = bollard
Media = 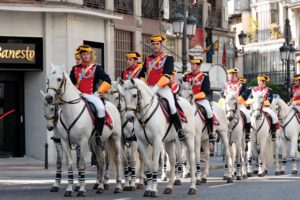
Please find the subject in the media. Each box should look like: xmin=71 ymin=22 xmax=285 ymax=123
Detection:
xmin=45 ymin=143 xmax=48 ymax=169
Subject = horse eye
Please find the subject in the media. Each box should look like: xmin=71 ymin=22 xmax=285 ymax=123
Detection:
xmin=57 ymin=78 xmax=62 ymax=82
xmin=46 ymin=79 xmax=49 ymax=85
xmin=116 ymin=96 xmax=119 ymax=100
xmin=133 ymin=94 xmax=137 ymax=98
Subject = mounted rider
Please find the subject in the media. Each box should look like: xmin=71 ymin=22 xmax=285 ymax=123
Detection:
xmin=290 ymin=74 xmax=300 ymax=112
xmin=183 ymin=57 xmax=214 ymax=140
xmin=75 ymin=52 xmax=82 ymax=65
xmin=70 ymin=45 xmax=112 ymax=146
xmin=122 ymin=51 xmax=143 ymax=80
xmin=251 ymin=75 xmax=278 ymax=141
xmin=138 ymin=34 xmax=187 ymax=141
xmin=222 ymin=68 xmax=251 ymax=142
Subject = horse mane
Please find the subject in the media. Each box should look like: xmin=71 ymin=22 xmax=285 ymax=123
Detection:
xmin=128 ymin=78 xmax=154 ymax=96
xmin=277 ymin=98 xmax=291 ymax=118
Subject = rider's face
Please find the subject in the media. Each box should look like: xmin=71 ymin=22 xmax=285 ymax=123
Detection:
xmin=191 ymin=63 xmax=199 ymax=72
xmin=228 ymin=73 xmax=237 ymax=81
xmin=75 ymin=57 xmax=82 ymax=65
xmin=295 ymin=80 xmax=300 ymax=86
xmin=151 ymin=42 xmax=162 ymax=53
xmin=81 ymin=52 xmax=91 ymax=63
xmin=258 ymin=80 xmax=265 ymax=86
xmin=127 ymin=58 xmax=136 ymax=68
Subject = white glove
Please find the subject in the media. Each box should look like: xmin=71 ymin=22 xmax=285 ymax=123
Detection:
xmin=152 ymin=85 xmax=159 ymax=94
xmin=291 ymin=101 xmax=296 ymax=106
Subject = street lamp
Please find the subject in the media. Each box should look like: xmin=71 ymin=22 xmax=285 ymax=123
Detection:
xmin=170 ymin=2 xmax=197 ymax=73
xmin=236 ymin=30 xmax=246 ymax=55
xmin=279 ymin=18 xmax=297 ymax=91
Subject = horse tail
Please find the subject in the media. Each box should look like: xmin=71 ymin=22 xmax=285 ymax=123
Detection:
xmin=264 ymin=137 xmax=274 ymax=167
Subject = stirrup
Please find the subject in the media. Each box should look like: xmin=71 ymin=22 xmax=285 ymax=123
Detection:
xmin=178 ymin=129 xmax=187 ymax=141
xmin=96 ymin=135 xmax=103 ymax=147
xmin=271 ymin=132 xmax=276 ymax=141
xmin=209 ymin=133 xmax=215 ymax=142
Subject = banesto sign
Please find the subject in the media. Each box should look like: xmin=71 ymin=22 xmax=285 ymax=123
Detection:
xmin=0 ymin=43 xmax=36 ymax=64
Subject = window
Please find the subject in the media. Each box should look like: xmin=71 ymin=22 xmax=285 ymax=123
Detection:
xmin=271 ymin=2 xmax=279 ymax=24
xmin=83 ymin=41 xmax=104 ymax=67
xmin=142 ymin=34 xmax=153 ymax=62
xmin=142 ymin=0 xmax=161 ymax=20
xmin=114 ymin=0 xmax=133 ymax=15
xmin=114 ymin=30 xmax=133 ymax=78
xmin=83 ymin=0 xmax=105 ymax=9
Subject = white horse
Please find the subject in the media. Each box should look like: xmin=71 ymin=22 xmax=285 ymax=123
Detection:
xmin=224 ymin=89 xmax=248 ymax=179
xmin=106 ymin=81 xmax=146 ymax=190
xmin=270 ymin=96 xmax=299 ymax=174
xmin=250 ymin=91 xmax=278 ymax=176
xmin=44 ymin=66 xmax=122 ymax=197
xmin=179 ymin=81 xmax=233 ymax=183
xmin=120 ymin=78 xmax=196 ymax=197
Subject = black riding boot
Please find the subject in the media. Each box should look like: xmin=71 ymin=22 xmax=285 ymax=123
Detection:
xmin=245 ymin=123 xmax=251 ymax=142
xmin=206 ymin=117 xmax=214 ymax=142
xmin=96 ymin=117 xmax=105 ymax=146
xmin=171 ymin=113 xmax=187 ymax=141
xmin=271 ymin=123 xmax=277 ymax=141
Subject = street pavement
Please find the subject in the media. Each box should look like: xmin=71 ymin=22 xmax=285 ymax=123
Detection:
xmin=1 ymin=156 xmax=300 ymax=200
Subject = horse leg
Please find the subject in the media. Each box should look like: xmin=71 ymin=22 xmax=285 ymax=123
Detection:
xmin=235 ymin=143 xmax=242 ymax=180
xmin=174 ymin=139 xmax=183 ymax=185
xmin=137 ymin=142 xmax=152 ymax=197
xmin=61 ymin=141 xmax=74 ymax=197
xmin=104 ymin=149 xmax=110 ymax=189
xmin=290 ymin=137 xmax=298 ymax=174
xmin=201 ymin=139 xmax=210 ymax=182
xmin=246 ymin=139 xmax=253 ymax=177
xmin=122 ymin=146 xmax=130 ymax=191
xmin=185 ymin=135 xmax=197 ymax=195
xmin=149 ymin=140 xmax=162 ymax=197
xmin=195 ymin=133 xmax=202 ymax=185
xmin=110 ymin=135 xmax=122 ymax=193
xmin=274 ymin=138 xmax=280 ymax=175
xmin=128 ymin=142 xmax=138 ymax=190
xmin=161 ymin=145 xmax=168 ymax=182
xmin=219 ymin=131 xmax=233 ymax=183
xmin=50 ymin=140 xmax=63 ymax=192
xmin=280 ymin=138 xmax=287 ymax=174
xmin=75 ymin=147 xmax=81 ymax=192
xmin=163 ymin=141 xmax=175 ymax=195
xmin=77 ymin=142 xmax=89 ymax=197
xmin=94 ymin=145 xmax=105 ymax=194
xmin=137 ymin=147 xmax=145 ymax=189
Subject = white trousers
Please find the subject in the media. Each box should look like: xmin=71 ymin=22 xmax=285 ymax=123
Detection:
xmin=196 ymin=99 xmax=213 ymax=118
xmin=157 ymin=86 xmax=177 ymax=115
xmin=240 ymin=104 xmax=251 ymax=123
xmin=263 ymin=107 xmax=278 ymax=124
xmin=81 ymin=93 xmax=105 ymax=118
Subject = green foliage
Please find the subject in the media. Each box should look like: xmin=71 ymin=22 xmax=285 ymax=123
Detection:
xmin=247 ymin=78 xmax=289 ymax=102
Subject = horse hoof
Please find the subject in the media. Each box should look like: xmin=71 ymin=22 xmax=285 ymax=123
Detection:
xmin=74 ymin=185 xmax=80 ymax=192
xmin=129 ymin=186 xmax=136 ymax=191
xmin=227 ymin=177 xmax=234 ymax=183
xmin=184 ymin=173 xmax=191 ymax=178
xmin=93 ymin=183 xmax=99 ymax=190
xmin=104 ymin=184 xmax=109 ymax=190
xmin=275 ymin=171 xmax=280 ymax=176
xmin=123 ymin=186 xmax=129 ymax=191
xmin=223 ymin=176 xmax=228 ymax=180
xmin=64 ymin=191 xmax=72 ymax=197
xmin=136 ymin=183 xmax=144 ymax=189
xmin=174 ymin=179 xmax=181 ymax=185
xmin=162 ymin=177 xmax=167 ymax=181
xmin=143 ymin=190 xmax=151 ymax=197
xmin=77 ymin=191 xmax=86 ymax=197
xmin=258 ymin=173 xmax=264 ymax=177
xmin=236 ymin=176 xmax=242 ymax=180
xmin=292 ymin=170 xmax=298 ymax=175
xmin=163 ymin=187 xmax=172 ymax=194
xmin=196 ymin=179 xmax=202 ymax=185
xmin=188 ymin=188 xmax=196 ymax=195
xmin=280 ymin=171 xmax=285 ymax=175
xmin=96 ymin=188 xmax=104 ymax=194
xmin=201 ymin=178 xmax=207 ymax=183
xmin=150 ymin=191 xmax=159 ymax=197
xmin=264 ymin=170 xmax=268 ymax=174
xmin=50 ymin=186 xmax=59 ymax=192
xmin=253 ymin=170 xmax=258 ymax=174
xmin=247 ymin=173 xmax=252 ymax=177
xmin=113 ymin=188 xmax=122 ymax=194
xmin=243 ymin=175 xmax=247 ymax=179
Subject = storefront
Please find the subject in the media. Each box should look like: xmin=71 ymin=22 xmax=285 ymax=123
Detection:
xmin=0 ymin=37 xmax=43 ymax=157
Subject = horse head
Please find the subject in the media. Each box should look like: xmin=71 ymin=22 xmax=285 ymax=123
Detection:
xmin=106 ymin=80 xmax=125 ymax=112
xmin=225 ymin=90 xmax=239 ymax=121
xmin=251 ymin=91 xmax=264 ymax=120
xmin=179 ymin=81 xmax=194 ymax=104
xmin=122 ymin=78 xmax=153 ymax=122
xmin=45 ymin=66 xmax=67 ymax=104
xmin=41 ymin=90 xmax=58 ymax=131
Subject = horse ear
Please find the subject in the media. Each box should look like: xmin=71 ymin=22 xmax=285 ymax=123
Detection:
xmin=118 ymin=78 xmax=124 ymax=86
xmin=130 ymin=78 xmax=135 ymax=85
xmin=51 ymin=62 xmax=56 ymax=70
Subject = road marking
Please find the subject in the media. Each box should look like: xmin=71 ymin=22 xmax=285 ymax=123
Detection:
xmin=114 ymin=199 xmax=131 ymax=200
xmin=209 ymin=183 xmax=234 ymax=188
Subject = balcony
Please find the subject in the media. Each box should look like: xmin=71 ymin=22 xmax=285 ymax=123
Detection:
xmin=83 ymin=0 xmax=105 ymax=9
xmin=206 ymin=9 xmax=221 ymax=28
xmin=142 ymin=0 xmax=160 ymax=20
xmin=247 ymin=26 xmax=283 ymax=43
xmin=114 ymin=0 xmax=133 ymax=15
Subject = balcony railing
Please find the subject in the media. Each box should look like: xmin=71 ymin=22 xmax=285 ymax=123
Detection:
xmin=83 ymin=0 xmax=105 ymax=9
xmin=114 ymin=0 xmax=133 ymax=15
xmin=206 ymin=9 xmax=221 ymax=28
xmin=142 ymin=0 xmax=161 ymax=20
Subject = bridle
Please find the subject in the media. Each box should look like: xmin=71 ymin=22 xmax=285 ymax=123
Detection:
xmin=251 ymin=100 xmax=264 ymax=120
xmin=107 ymin=88 xmax=125 ymax=113
xmin=44 ymin=104 xmax=59 ymax=126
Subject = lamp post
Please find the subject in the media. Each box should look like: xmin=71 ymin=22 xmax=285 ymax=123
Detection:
xmin=235 ymin=30 xmax=246 ymax=55
xmin=171 ymin=1 xmax=197 ymax=73
xmin=279 ymin=19 xmax=296 ymax=92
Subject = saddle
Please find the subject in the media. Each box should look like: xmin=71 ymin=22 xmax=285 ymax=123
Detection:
xmin=82 ymin=97 xmax=113 ymax=129
xmin=158 ymin=95 xmax=187 ymax=123
xmin=264 ymin=112 xmax=280 ymax=130
xmin=196 ymin=105 xmax=219 ymax=125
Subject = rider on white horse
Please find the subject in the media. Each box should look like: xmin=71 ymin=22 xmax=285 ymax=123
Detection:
xmin=250 ymin=75 xmax=278 ymax=141
xmin=69 ymin=45 xmax=112 ymax=146
xmin=290 ymin=74 xmax=300 ymax=112
xmin=121 ymin=51 xmax=143 ymax=80
xmin=183 ymin=57 xmax=214 ymax=140
xmin=138 ymin=34 xmax=187 ymax=141
xmin=222 ymin=68 xmax=251 ymax=142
